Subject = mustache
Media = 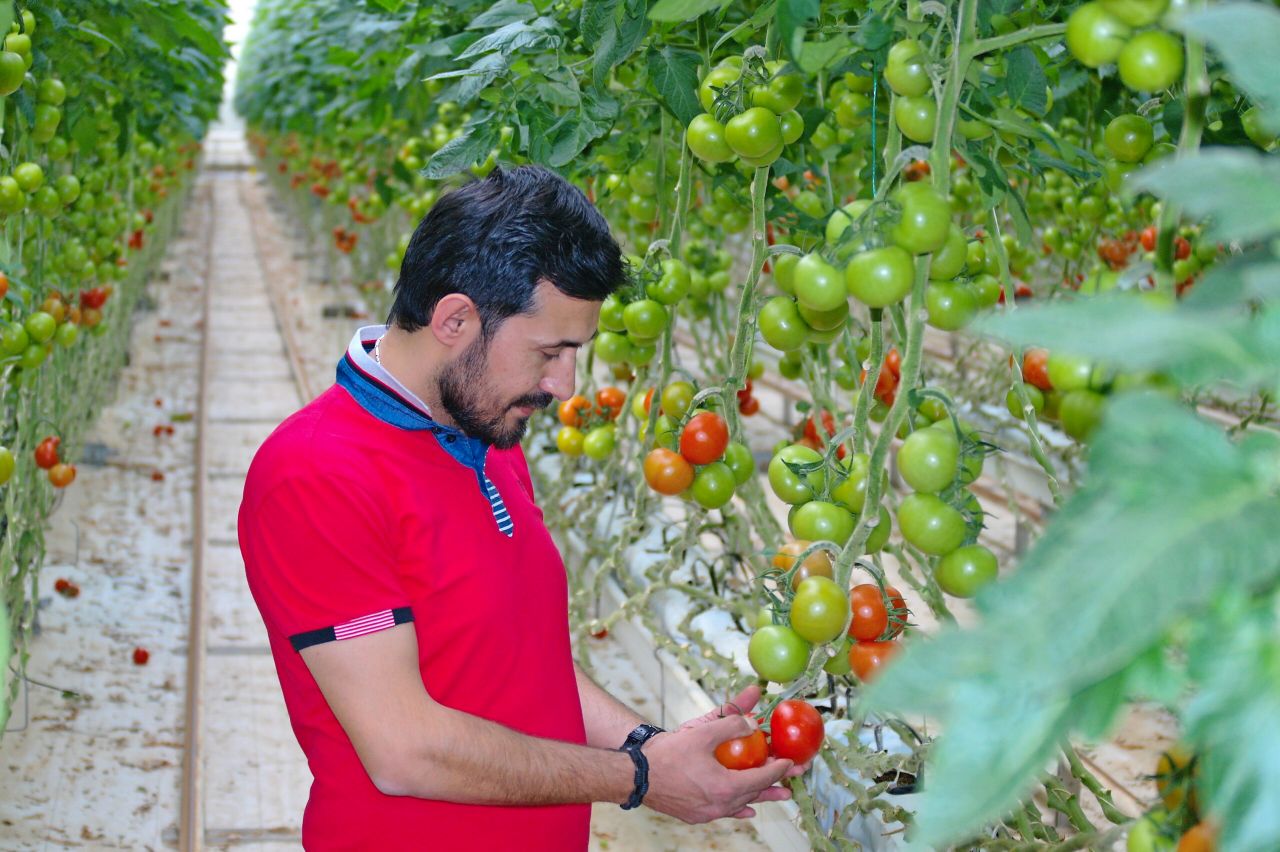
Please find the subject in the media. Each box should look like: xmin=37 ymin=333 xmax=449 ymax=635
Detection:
xmin=511 ymin=392 xmax=555 ymax=411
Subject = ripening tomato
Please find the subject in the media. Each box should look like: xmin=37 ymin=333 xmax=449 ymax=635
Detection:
xmin=769 ymin=699 xmax=824 ymax=764
xmin=660 ymin=381 xmax=696 ymax=419
xmin=644 ymin=448 xmax=694 ymax=495
xmin=680 ymin=411 xmax=729 ymax=465
xmin=749 ymin=624 xmax=811 ymax=682
xmin=556 ymin=425 xmax=585 ymax=456
xmin=48 ymin=462 xmax=76 ymax=488
xmin=848 ymin=640 xmax=898 ymax=682
xmin=595 ymin=386 xmax=626 ymax=420
xmin=558 ymin=395 xmax=592 ymax=428
xmin=715 ymin=729 xmax=768 ymax=770
xmin=773 ymin=540 xmax=834 ymax=588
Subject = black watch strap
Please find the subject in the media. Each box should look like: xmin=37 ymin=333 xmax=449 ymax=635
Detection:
xmin=619 ymin=746 xmax=649 ymax=810
xmin=619 ymin=723 xmax=663 ymax=810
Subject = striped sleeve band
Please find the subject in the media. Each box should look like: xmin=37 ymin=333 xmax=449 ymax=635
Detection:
xmin=289 ymin=606 xmax=414 ymax=652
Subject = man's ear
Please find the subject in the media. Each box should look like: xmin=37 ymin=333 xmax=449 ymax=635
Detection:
xmin=429 ymin=294 xmax=481 ymax=349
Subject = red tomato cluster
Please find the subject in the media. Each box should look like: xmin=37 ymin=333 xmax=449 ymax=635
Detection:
xmin=736 ymin=379 xmax=760 ymax=416
xmin=860 ymin=348 xmax=901 ymax=406
xmin=715 ymin=699 xmax=824 ymax=770
xmin=332 ymin=225 xmax=359 ymax=254
xmin=54 ymin=578 xmax=80 ymax=598
xmin=846 ymin=584 xmax=907 ymax=681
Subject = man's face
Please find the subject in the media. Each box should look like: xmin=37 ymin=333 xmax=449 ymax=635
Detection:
xmin=437 ymin=282 xmax=600 ymax=449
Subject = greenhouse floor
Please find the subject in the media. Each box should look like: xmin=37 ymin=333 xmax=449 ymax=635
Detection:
xmin=0 ymin=120 xmax=769 ymax=851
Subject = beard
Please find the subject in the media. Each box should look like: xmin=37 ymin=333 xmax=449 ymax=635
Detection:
xmin=437 ymin=337 xmax=553 ymax=449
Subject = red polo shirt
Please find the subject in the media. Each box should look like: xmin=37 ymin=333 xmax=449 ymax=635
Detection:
xmin=239 ymin=358 xmax=588 ymax=849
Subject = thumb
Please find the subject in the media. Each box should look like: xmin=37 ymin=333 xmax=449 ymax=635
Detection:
xmin=701 ymin=712 xmax=757 ymax=747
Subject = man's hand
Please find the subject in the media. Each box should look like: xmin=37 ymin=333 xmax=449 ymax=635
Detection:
xmin=642 ymin=685 xmax=809 ymax=824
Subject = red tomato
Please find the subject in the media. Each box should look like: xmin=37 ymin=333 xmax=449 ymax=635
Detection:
xmin=768 ymin=699 xmax=824 ymax=764
xmin=885 ymin=585 xmax=908 ymax=638
xmin=1022 ymin=349 xmax=1053 ymax=391
xmin=884 ymin=348 xmax=901 ymax=377
xmin=847 ymin=584 xmax=889 ymax=641
xmin=739 ymin=396 xmax=760 ymax=416
xmin=714 ymin=729 xmax=769 ymax=770
xmin=34 ymin=436 xmax=60 ymax=469
xmin=132 ymin=647 xmax=150 ymax=665
xmin=848 ymin=640 xmax=899 ymax=682
xmin=1139 ymin=225 xmax=1157 ymax=252
xmin=48 ymin=462 xmax=76 ymax=488
xmin=1175 ymin=236 xmax=1191 ymax=260
xmin=680 ymin=411 xmax=730 ymax=465
xmin=595 ymin=386 xmax=626 ymax=420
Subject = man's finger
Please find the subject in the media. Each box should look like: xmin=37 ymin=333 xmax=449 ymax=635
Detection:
xmin=749 ymin=785 xmax=794 ymax=804
xmin=731 ymin=806 xmax=756 ymax=819
xmin=721 ymin=684 xmax=761 ymax=717
xmin=700 ymin=712 xmax=756 ymax=746
xmin=730 ymin=756 xmax=794 ymax=789
xmin=783 ymin=761 xmax=810 ymax=778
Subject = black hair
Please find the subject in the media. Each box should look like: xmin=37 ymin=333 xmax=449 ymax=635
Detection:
xmin=387 ymin=164 xmax=625 ymax=339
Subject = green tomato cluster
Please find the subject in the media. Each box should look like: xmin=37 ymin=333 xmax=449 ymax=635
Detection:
xmin=687 ymin=57 xmax=804 ymax=169
xmin=1067 ymin=1 xmax=1184 ymax=93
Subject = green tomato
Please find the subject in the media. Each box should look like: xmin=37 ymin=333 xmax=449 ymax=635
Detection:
xmin=751 ymin=69 xmax=804 ymax=115
xmin=845 ymin=245 xmax=914 ymax=308
xmin=649 ymin=258 xmax=690 ymax=305
xmin=1117 ymin=31 xmax=1183 ymax=93
xmin=0 ymin=51 xmax=23 ymax=96
xmin=1104 ymin=114 xmax=1154 ymax=163
xmin=24 ymin=311 xmax=57 ymax=343
xmin=1101 ymin=0 xmax=1167 ymax=26
xmin=893 ymin=95 xmax=937 ymax=144
xmin=628 ymin=159 xmax=659 ymax=195
xmin=884 ymin=39 xmax=930 ymax=97
xmin=690 ymin=461 xmax=736 ymax=509
xmin=929 ymin=225 xmax=968 ymax=281
xmin=1047 ymin=353 xmax=1094 ymax=392
xmin=723 ymin=441 xmax=755 ymax=485
xmin=20 ymin=342 xmax=47 ymax=370
xmin=1059 ymin=389 xmax=1106 ymax=441
xmin=935 ymin=544 xmax=998 ymax=597
xmin=582 ymin=424 xmax=616 ymax=460
xmin=758 ymin=296 xmax=811 ymax=352
xmin=1066 ymin=2 xmax=1131 ymax=68
xmin=791 ymin=576 xmax=850 ymax=645
xmin=593 ymin=331 xmax=632 ymax=365
xmin=823 ymin=638 xmax=853 ymax=675
xmin=1242 ymin=106 xmax=1277 ymax=150
xmin=54 ymin=174 xmax=81 ymax=206
xmin=773 ymin=252 xmax=800 ymax=294
xmin=0 ymin=322 xmax=29 ymax=356
xmin=792 ymin=252 xmax=846 ymax=312
xmin=825 ymin=199 xmax=872 ymax=247
xmin=598 ymin=294 xmax=626 ymax=332
xmin=1006 ymin=385 xmax=1046 ymax=419
xmin=13 ymin=162 xmax=43 ymax=193
xmin=897 ymin=427 xmax=960 ymax=493
xmin=897 ymin=493 xmax=967 ymax=556
xmin=748 ymin=624 xmax=811 ymax=682
xmin=725 ymin=107 xmax=784 ymax=160
xmin=687 ymin=114 xmax=734 ymax=164
xmin=831 ymin=453 xmax=884 ymax=513
xmin=889 ymin=182 xmax=951 ymax=255
xmin=780 ymin=110 xmax=804 ymax=145
xmin=925 ymin=281 xmax=978 ymax=331
xmin=863 ymin=504 xmax=893 ymax=554
xmin=768 ymin=444 xmax=824 ymax=504
xmin=699 ymin=65 xmax=741 ymax=113
xmin=789 ymin=500 xmax=856 ymax=544
xmin=970 ymin=273 xmax=1001 ymax=308
xmin=660 ymin=381 xmax=696 ymax=418
xmin=622 ymin=299 xmax=667 ymax=341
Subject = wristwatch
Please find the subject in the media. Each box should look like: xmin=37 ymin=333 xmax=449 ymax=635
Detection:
xmin=619 ymin=723 xmax=664 ymax=810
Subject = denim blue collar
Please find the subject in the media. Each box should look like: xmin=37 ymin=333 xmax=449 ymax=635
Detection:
xmin=336 ymin=325 xmax=491 ymax=475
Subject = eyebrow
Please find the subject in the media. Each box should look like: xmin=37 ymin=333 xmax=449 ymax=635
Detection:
xmin=539 ymin=330 xmax=598 ymax=349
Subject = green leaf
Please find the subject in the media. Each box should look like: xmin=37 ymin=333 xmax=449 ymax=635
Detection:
xmin=581 ymin=0 xmax=620 ymax=45
xmin=867 ymin=394 xmax=1280 ymax=847
xmin=592 ymin=0 xmax=647 ymax=90
xmin=1003 ymin=46 xmax=1048 ymax=116
xmin=797 ymin=36 xmax=851 ymax=75
xmin=1127 ymin=149 xmax=1280 ymax=245
xmin=424 ymin=122 xmax=499 ymax=179
xmin=469 ymin=0 xmax=537 ymax=30
xmin=429 ymin=53 xmax=510 ymax=105
xmin=975 ymin=294 xmax=1280 ymax=390
xmin=368 ymin=0 xmax=407 ymax=10
xmin=646 ymin=46 xmax=702 ymax=127
xmin=1183 ymin=601 xmax=1280 ymax=852
xmin=777 ymin=0 xmax=820 ymax=61
xmin=1175 ymin=3 xmax=1280 ymax=133
xmin=648 ymin=0 xmax=731 ymax=22
xmin=456 ymin=18 xmax=559 ymax=62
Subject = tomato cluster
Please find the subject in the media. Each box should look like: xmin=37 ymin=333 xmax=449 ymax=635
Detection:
xmin=714 ymin=699 xmax=825 ymax=770
xmin=688 ymin=56 xmax=805 ymax=170
xmin=555 ymin=387 xmax=627 ymax=461
xmin=640 ymin=392 xmax=750 ymax=511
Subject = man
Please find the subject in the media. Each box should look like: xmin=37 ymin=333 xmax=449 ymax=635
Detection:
xmin=239 ymin=165 xmax=800 ymax=850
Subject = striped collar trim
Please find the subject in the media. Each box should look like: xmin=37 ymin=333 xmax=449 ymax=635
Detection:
xmin=346 ymin=325 xmax=436 ymax=420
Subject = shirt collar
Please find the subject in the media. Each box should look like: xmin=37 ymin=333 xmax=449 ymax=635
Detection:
xmin=346 ymin=325 xmax=435 ymax=419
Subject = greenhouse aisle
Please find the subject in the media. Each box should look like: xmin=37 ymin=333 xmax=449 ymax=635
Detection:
xmin=0 ymin=119 xmax=774 ymax=851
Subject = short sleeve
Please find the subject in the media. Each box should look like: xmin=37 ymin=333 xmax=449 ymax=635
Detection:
xmin=238 ymin=467 xmax=411 ymax=653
